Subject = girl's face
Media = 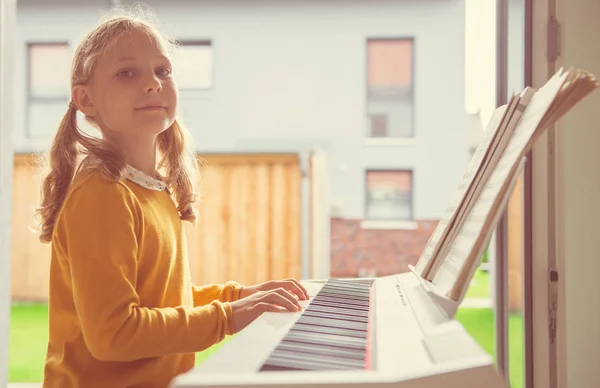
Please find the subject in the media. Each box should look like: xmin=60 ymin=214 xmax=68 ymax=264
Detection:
xmin=74 ymin=28 xmax=178 ymax=142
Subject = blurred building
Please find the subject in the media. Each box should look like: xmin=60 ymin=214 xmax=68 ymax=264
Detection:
xmin=13 ymin=0 xmax=468 ymax=283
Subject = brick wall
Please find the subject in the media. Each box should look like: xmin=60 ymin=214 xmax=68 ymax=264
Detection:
xmin=330 ymin=218 xmax=438 ymax=278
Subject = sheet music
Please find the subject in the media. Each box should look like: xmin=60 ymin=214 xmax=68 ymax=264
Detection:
xmin=413 ymin=106 xmax=508 ymax=275
xmin=431 ymin=149 xmax=523 ymax=294
xmin=430 ymin=70 xmax=571 ymax=296
xmin=423 ymin=88 xmax=534 ymax=278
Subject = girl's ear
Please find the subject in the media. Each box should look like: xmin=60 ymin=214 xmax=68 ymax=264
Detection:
xmin=72 ymin=85 xmax=96 ymax=117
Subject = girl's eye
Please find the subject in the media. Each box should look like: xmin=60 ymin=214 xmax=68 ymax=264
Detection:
xmin=156 ymin=67 xmax=171 ymax=77
xmin=117 ymin=69 xmax=135 ymax=78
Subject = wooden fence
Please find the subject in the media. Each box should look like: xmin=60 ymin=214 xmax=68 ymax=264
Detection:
xmin=507 ymin=173 xmax=524 ymax=312
xmin=11 ymin=153 xmax=303 ymax=301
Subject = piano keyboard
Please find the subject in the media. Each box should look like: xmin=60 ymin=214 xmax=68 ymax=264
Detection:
xmin=259 ymin=279 xmax=374 ymax=372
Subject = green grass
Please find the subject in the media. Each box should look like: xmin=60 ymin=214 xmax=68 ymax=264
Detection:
xmin=8 ymin=303 xmax=232 ymax=382
xmin=10 ymin=302 xmax=523 ymax=387
xmin=464 ymin=268 xmax=491 ymax=299
xmin=456 ymin=307 xmax=524 ymax=388
xmin=9 ymin=304 xmax=48 ymax=382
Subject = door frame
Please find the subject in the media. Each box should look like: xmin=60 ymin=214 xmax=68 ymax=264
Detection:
xmin=0 ymin=0 xmax=16 ymax=386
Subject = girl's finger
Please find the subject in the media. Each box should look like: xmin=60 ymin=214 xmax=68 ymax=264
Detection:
xmin=284 ymin=278 xmax=310 ymax=300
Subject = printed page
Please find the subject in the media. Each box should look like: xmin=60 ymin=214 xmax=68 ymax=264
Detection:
xmin=431 ymin=150 xmax=525 ymax=296
xmin=424 ymin=87 xmax=535 ymax=279
xmin=430 ymin=67 xmax=598 ymax=300
xmin=413 ymin=104 xmax=509 ymax=276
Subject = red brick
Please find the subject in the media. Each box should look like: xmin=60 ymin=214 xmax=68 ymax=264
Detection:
xmin=330 ymin=218 xmax=438 ymax=278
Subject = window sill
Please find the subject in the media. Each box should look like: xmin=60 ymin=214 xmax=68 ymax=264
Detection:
xmin=360 ymin=220 xmax=418 ymax=230
xmin=364 ymin=138 xmax=417 ymax=147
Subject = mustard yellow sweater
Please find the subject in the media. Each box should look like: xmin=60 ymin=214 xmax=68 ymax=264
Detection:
xmin=43 ymin=169 xmax=242 ymax=388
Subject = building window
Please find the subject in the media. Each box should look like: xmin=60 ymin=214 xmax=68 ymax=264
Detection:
xmin=366 ymin=38 xmax=414 ymax=138
xmin=369 ymin=114 xmax=388 ymax=137
xmin=173 ymin=41 xmax=213 ymax=90
xmin=365 ymin=170 xmax=413 ymax=220
xmin=27 ymin=42 xmax=71 ymax=138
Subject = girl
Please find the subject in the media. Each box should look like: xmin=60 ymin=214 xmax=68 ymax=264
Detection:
xmin=37 ymin=10 xmax=309 ymax=388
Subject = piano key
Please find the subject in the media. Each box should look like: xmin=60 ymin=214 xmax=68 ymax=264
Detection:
xmin=297 ymin=315 xmax=369 ymax=330
xmin=318 ymin=289 xmax=371 ymax=298
xmin=291 ymin=321 xmax=367 ymax=338
xmin=324 ymin=280 xmax=371 ymax=289
xmin=327 ymin=279 xmax=372 ymax=289
xmin=277 ymin=339 xmax=366 ymax=360
xmin=309 ymin=299 xmax=370 ymax=311
xmin=285 ymin=329 xmax=367 ymax=350
xmin=321 ymin=287 xmax=371 ymax=298
xmin=268 ymin=348 xmax=366 ymax=370
xmin=309 ymin=296 xmax=369 ymax=309
xmin=305 ymin=304 xmax=370 ymax=318
xmin=302 ymin=309 xmax=369 ymax=323
xmin=260 ymin=354 xmax=356 ymax=372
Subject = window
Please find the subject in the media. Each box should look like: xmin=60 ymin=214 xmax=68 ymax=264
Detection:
xmin=366 ymin=38 xmax=414 ymax=138
xmin=365 ymin=170 xmax=413 ymax=220
xmin=172 ymin=41 xmax=213 ymax=90
xmin=27 ymin=43 xmax=71 ymax=138
xmin=369 ymin=114 xmax=388 ymax=137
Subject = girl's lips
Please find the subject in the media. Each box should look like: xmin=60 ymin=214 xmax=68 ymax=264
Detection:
xmin=135 ymin=106 xmax=166 ymax=111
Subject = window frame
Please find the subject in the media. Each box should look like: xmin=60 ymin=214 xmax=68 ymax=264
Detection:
xmin=364 ymin=169 xmax=414 ymax=222
xmin=365 ymin=37 xmax=415 ymax=140
xmin=0 ymin=0 xmax=16 ymax=385
xmin=174 ymin=39 xmax=214 ymax=92
xmin=25 ymin=41 xmax=71 ymax=139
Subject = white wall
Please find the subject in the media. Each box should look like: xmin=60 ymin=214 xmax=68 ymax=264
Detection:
xmin=556 ymin=0 xmax=600 ymax=386
xmin=464 ymin=0 xmax=496 ymax=126
xmin=15 ymin=0 xmax=468 ymax=221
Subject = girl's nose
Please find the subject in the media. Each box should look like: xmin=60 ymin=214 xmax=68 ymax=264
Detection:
xmin=145 ymin=75 xmax=162 ymax=92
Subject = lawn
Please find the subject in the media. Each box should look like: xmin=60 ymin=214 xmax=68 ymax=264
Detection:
xmin=456 ymin=307 xmax=525 ymax=388
xmin=463 ymin=268 xmax=491 ymax=299
xmin=8 ymin=303 xmax=230 ymax=382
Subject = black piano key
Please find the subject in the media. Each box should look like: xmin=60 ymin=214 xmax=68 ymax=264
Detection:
xmin=322 ymin=285 xmax=370 ymax=294
xmin=260 ymin=354 xmax=355 ymax=371
xmin=319 ymin=288 xmax=370 ymax=297
xmin=310 ymin=296 xmax=370 ymax=308
xmin=277 ymin=340 xmax=366 ymax=360
xmin=319 ymin=285 xmax=369 ymax=293
xmin=316 ymin=294 xmax=369 ymax=304
xmin=297 ymin=315 xmax=369 ymax=331
xmin=301 ymin=309 xmax=368 ymax=324
xmin=285 ymin=329 xmax=367 ymax=350
xmin=269 ymin=348 xmax=366 ymax=370
xmin=291 ymin=321 xmax=367 ymax=338
xmin=309 ymin=299 xmax=370 ymax=311
xmin=327 ymin=279 xmax=372 ymax=289
xmin=306 ymin=304 xmax=369 ymax=318
xmin=323 ymin=280 xmax=371 ymax=288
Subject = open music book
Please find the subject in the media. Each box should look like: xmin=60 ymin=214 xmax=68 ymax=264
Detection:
xmin=412 ymin=67 xmax=598 ymax=314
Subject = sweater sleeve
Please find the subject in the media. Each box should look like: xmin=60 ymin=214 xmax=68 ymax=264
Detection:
xmin=56 ymin=177 xmax=234 ymax=362
xmin=192 ymin=281 xmax=244 ymax=306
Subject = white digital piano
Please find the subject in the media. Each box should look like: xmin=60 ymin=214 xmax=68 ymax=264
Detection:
xmin=169 ymin=66 xmax=598 ymax=388
xmin=170 ymin=269 xmax=506 ymax=388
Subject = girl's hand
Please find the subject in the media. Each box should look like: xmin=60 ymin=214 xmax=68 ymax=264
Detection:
xmin=240 ymin=278 xmax=310 ymax=301
xmin=230 ymin=288 xmax=303 ymax=333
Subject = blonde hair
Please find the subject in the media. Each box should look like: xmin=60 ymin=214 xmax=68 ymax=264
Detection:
xmin=36 ymin=7 xmax=199 ymax=243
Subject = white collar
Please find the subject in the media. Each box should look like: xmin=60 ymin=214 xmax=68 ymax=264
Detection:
xmin=124 ymin=164 xmax=167 ymax=191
